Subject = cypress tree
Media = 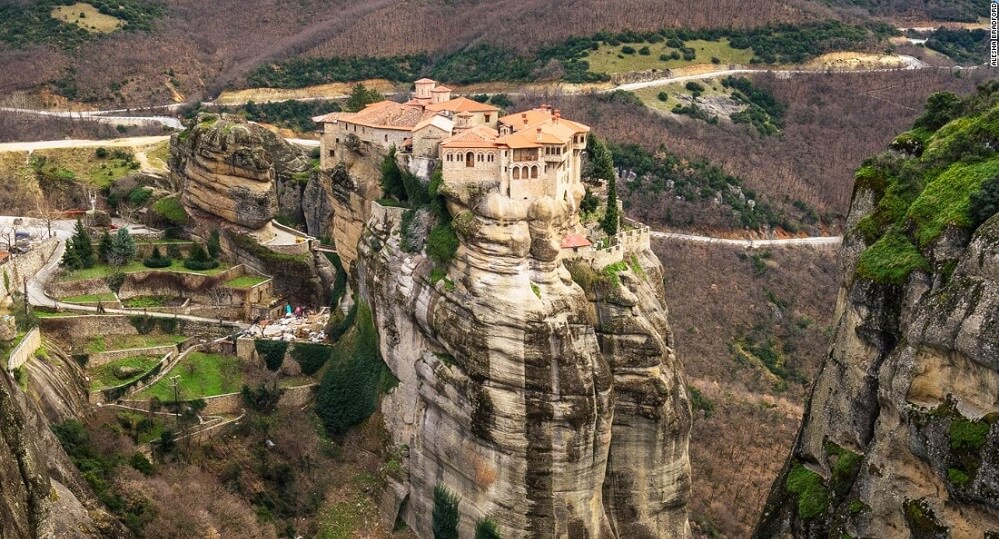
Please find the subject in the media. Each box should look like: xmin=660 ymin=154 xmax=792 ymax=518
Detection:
xmin=432 ymin=483 xmax=460 ymax=539
xmin=602 ymin=170 xmax=619 ymax=236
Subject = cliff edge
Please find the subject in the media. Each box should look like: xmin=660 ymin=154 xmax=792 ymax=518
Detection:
xmin=757 ymin=84 xmax=999 ymax=538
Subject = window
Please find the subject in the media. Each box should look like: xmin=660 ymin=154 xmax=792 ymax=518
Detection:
xmin=328 ymin=149 xmax=335 ymax=157
xmin=384 ymin=134 xmax=388 ymax=142
xmin=477 ymin=153 xmax=483 ymax=162
xmin=466 ymin=152 xmax=474 ymax=167
xmin=513 ymin=168 xmax=520 ymax=179
xmin=531 ymin=165 xmax=538 ymax=178
xmin=485 ymin=114 xmax=491 ymax=123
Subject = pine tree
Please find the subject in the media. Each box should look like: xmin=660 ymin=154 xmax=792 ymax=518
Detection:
xmin=70 ymin=219 xmax=95 ymax=268
xmin=97 ymin=230 xmax=113 ymax=264
xmin=432 ymin=483 xmax=460 ymax=539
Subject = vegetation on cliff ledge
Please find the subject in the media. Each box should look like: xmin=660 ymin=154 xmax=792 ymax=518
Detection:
xmin=852 ymin=82 xmax=999 ymax=284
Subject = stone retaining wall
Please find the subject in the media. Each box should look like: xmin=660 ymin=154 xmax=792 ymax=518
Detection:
xmin=5 ymin=327 xmax=40 ymax=372
xmin=40 ymin=315 xmax=232 ymax=351
xmin=88 ymin=345 xmax=179 ymax=368
xmin=0 ymin=239 xmax=58 ymax=303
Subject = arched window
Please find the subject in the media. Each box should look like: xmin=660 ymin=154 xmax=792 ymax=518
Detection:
xmin=384 ymin=134 xmax=388 ymax=142
xmin=466 ymin=152 xmax=474 ymax=168
xmin=477 ymin=153 xmax=483 ymax=162
xmin=513 ymin=167 xmax=521 ymax=179
xmin=531 ymin=165 xmax=538 ymax=178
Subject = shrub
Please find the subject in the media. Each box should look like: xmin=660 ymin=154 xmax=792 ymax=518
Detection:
xmin=786 ymin=461 xmax=829 ymax=520
xmin=915 ymin=92 xmax=962 ymax=131
xmin=427 ymin=221 xmax=459 ymax=265
xmin=183 ymin=243 xmax=219 ymax=271
xmin=433 ymin=483 xmax=461 ymax=539
xmin=241 ymin=383 xmax=283 ymax=413
xmin=290 ymin=342 xmax=332 ymax=375
xmin=638 ymin=46 xmax=651 ymax=55
xmin=128 ymin=187 xmax=152 ymax=207
xmin=685 ymin=81 xmax=704 ymax=93
xmin=580 ymin=187 xmax=600 ymax=214
xmin=380 ymin=145 xmax=407 ymax=201
xmin=95 ymin=147 xmax=108 ymax=159
xmin=969 ymin=175 xmax=999 ymax=228
xmin=657 ymin=91 xmax=668 ymax=102
xmin=254 ymin=340 xmax=289 ymax=371
xmin=142 ymin=246 xmax=172 ymax=268
xmin=315 ymin=302 xmax=389 ymax=435
xmin=474 ymin=517 xmax=501 ymax=539
xmin=620 ymin=45 xmax=636 ymax=54
xmin=666 ymin=37 xmax=684 ymax=48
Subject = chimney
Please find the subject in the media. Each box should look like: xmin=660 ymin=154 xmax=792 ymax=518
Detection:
xmin=536 ymin=127 xmax=542 ymax=141
xmin=554 ymin=109 xmax=561 ymax=123
xmin=522 ymin=113 xmax=528 ymax=126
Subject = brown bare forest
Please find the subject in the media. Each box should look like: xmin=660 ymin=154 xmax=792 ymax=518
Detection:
xmin=546 ymin=69 xmax=989 ymax=232
xmin=653 ymin=240 xmax=840 ymax=537
xmin=0 ymin=0 xmax=818 ymax=107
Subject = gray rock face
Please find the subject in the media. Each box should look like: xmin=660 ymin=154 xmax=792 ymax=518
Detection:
xmin=756 ymin=207 xmax=999 ymax=537
xmin=0 ymin=347 xmax=125 ymax=538
xmin=171 ymin=114 xmax=309 ymax=229
xmin=358 ymin=183 xmax=691 ymax=537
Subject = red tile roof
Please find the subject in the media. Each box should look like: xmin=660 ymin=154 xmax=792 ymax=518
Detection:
xmin=560 ymin=234 xmax=591 ymax=249
xmin=425 ymin=96 xmax=500 ymax=113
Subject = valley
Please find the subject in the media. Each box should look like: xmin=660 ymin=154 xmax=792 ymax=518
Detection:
xmin=0 ymin=2 xmax=997 ymax=539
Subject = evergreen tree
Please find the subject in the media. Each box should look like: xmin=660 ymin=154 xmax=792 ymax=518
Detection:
xmin=586 ymin=135 xmax=616 ymax=184
xmin=601 ymin=169 xmax=620 ymax=237
xmin=61 ymin=238 xmax=81 ymax=269
xmin=207 ymin=230 xmax=221 ymax=260
xmin=380 ymin=145 xmax=407 ymax=201
xmin=345 ymin=84 xmax=381 ymax=112
xmin=474 ymin=517 xmax=502 ymax=539
xmin=432 ymin=483 xmax=461 ymax=539
xmin=108 ymin=229 xmax=136 ymax=267
xmin=970 ymin=175 xmax=999 ymax=228
xmin=97 ymin=230 xmax=113 ymax=264
xmin=70 ymin=219 xmax=95 ymax=268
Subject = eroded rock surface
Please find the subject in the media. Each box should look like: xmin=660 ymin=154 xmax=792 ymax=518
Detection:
xmin=358 ymin=174 xmax=691 ymax=537
xmin=0 ymin=352 xmax=125 ymax=538
xmin=757 ymin=128 xmax=999 ymax=537
xmin=171 ymin=114 xmax=309 ymax=229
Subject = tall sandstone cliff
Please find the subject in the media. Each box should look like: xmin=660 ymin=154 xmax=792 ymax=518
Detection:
xmin=348 ymin=148 xmax=692 ymax=537
xmin=757 ymin=87 xmax=999 ymax=538
xmin=0 ymin=342 xmax=125 ymax=538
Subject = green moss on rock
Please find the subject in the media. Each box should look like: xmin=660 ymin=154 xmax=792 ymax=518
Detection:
xmin=786 ymin=461 xmax=830 ymax=520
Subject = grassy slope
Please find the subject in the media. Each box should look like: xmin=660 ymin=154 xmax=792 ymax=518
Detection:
xmin=585 ymin=38 xmax=754 ymax=75
xmin=89 ymin=355 xmax=160 ymax=390
xmin=136 ymin=352 xmax=242 ymax=401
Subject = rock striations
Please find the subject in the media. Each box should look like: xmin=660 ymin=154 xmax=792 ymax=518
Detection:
xmin=170 ymin=114 xmax=310 ymax=229
xmin=757 ymin=86 xmax=999 ymax=538
xmin=356 ymin=159 xmax=691 ymax=537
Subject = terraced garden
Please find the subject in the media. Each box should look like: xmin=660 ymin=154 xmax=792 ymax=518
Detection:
xmin=135 ymin=352 xmax=242 ymax=401
xmin=85 ymin=333 xmax=186 ymax=354
xmin=89 ymin=355 xmax=162 ymax=391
